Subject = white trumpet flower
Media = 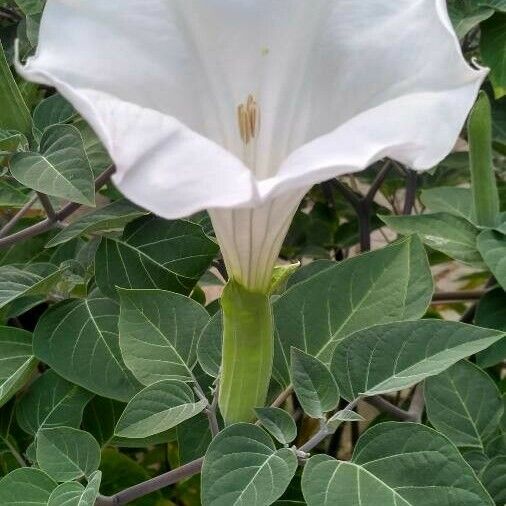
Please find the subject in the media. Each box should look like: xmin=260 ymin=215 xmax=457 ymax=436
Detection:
xmin=18 ymin=0 xmax=486 ymax=293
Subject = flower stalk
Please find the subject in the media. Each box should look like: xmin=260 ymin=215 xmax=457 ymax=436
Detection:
xmin=219 ymin=280 xmax=274 ymax=425
xmin=468 ymin=92 xmax=500 ymax=228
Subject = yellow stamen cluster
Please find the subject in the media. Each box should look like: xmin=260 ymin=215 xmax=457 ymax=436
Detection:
xmin=237 ymin=95 xmax=260 ymax=145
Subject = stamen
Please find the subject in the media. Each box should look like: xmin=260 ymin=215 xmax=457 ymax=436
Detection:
xmin=237 ymin=95 xmax=260 ymax=145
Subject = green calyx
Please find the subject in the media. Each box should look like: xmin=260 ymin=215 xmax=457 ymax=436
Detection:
xmin=219 ymin=280 xmax=274 ymax=425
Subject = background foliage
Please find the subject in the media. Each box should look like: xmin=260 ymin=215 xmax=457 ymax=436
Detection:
xmin=0 ymin=0 xmax=505 ymax=505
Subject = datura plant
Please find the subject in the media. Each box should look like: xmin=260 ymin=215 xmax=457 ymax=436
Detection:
xmin=16 ymin=0 xmax=487 ymax=424
xmin=0 ymin=0 xmax=505 ymax=504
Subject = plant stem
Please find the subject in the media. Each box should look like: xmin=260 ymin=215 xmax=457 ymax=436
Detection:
xmin=0 ymin=194 xmax=38 ymax=238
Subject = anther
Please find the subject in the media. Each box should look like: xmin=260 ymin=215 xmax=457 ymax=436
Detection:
xmin=237 ymin=94 xmax=260 ymax=145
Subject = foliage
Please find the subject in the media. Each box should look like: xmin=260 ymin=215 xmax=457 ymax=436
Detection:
xmin=0 ymin=1 xmax=505 ymax=505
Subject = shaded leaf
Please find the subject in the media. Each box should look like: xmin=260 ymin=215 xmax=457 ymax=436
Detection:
xmin=10 ymin=124 xmax=95 ymax=206
xmin=202 ymin=423 xmax=298 ymax=506
xmin=114 ymin=380 xmax=207 ymax=439
xmin=381 ymin=213 xmax=483 ymax=266
xmin=95 ymin=216 xmax=218 ymax=299
xmin=425 ymin=361 xmax=503 ymax=449
xmin=33 ymin=94 xmax=76 ymax=133
xmin=37 ymin=427 xmax=101 ymax=482
xmin=481 ymin=13 xmax=506 ymax=99
xmin=0 ymin=467 xmax=56 ymax=505
xmin=0 ymin=327 xmax=37 ymax=407
xmin=46 ymin=199 xmax=147 ymax=248
xmin=480 ymin=456 xmax=506 ymax=505
xmin=477 ymin=230 xmax=506 ymax=290
xmin=331 ymin=320 xmax=504 ymax=400
xmin=420 ymin=187 xmax=474 ymax=222
xmin=290 ymin=348 xmax=339 ymax=419
xmin=34 ymin=296 xmax=141 ymax=402
xmin=197 ymin=311 xmax=222 ymax=378
xmin=255 ymin=407 xmax=297 ymax=445
xmin=119 ymin=288 xmax=209 ymax=385
xmin=273 ymin=236 xmax=433 ymax=386
xmin=16 ymin=370 xmax=93 ymax=435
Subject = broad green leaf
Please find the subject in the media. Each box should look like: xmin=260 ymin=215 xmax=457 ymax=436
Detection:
xmin=447 ymin=0 xmax=495 ymax=37
xmin=176 ymin=413 xmax=211 ymax=465
xmin=425 ymin=361 xmax=503 ymax=449
xmin=0 ymin=468 xmax=56 ymax=505
xmin=481 ymin=13 xmax=506 ymax=99
xmin=36 ymin=427 xmax=101 ymax=482
xmin=16 ymin=370 xmax=93 ymax=435
xmin=119 ymin=288 xmax=209 ymax=385
xmin=255 ymin=407 xmax=297 ymax=445
xmin=201 ymin=423 xmax=298 ymax=506
xmin=331 ymin=320 xmax=504 ymax=400
xmin=479 ymin=456 xmax=506 ymax=505
xmin=461 ymin=449 xmax=490 ymax=474
xmin=82 ymin=396 xmax=123 ymax=448
xmin=47 ymin=471 xmax=101 ymax=506
xmin=197 ymin=311 xmax=222 ymax=378
xmin=352 ymin=422 xmax=493 ymax=505
xmin=34 ymin=296 xmax=141 ymax=402
xmin=420 ymin=187 xmax=474 ymax=222
xmin=273 ymin=235 xmax=433 ymax=386
xmin=114 ymin=380 xmax=207 ymax=439
xmin=381 ymin=213 xmax=483 ymax=266
xmin=46 ymin=199 xmax=147 ymax=248
xmin=0 ymin=263 xmax=62 ymax=310
xmin=0 ymin=400 xmax=22 ymax=471
xmin=33 ymin=94 xmax=76 ymax=133
xmin=0 ymin=327 xmax=37 ymax=407
xmin=99 ymin=450 xmax=163 ymax=506
xmin=475 ymin=288 xmax=506 ymax=367
xmin=73 ymin=119 xmax=111 ymax=176
xmin=48 ymin=482 xmax=85 ymax=506
xmin=0 ymin=41 xmax=31 ymax=135
xmin=302 ymin=455 xmax=411 ymax=506
xmin=95 ymin=216 xmax=218 ymax=299
xmin=477 ymin=230 xmax=506 ymax=290
xmin=10 ymin=124 xmax=95 ymax=206
xmin=290 ymin=348 xmax=339 ymax=419
xmin=14 ymin=0 xmax=45 ymax=15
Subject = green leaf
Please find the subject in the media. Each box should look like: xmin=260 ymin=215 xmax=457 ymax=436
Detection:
xmin=0 ymin=263 xmax=62 ymax=310
xmin=255 ymin=407 xmax=297 ymax=445
xmin=73 ymin=119 xmax=111 ymax=176
xmin=461 ymin=449 xmax=490 ymax=475
xmin=290 ymin=348 xmax=339 ymax=419
xmin=425 ymin=361 xmax=503 ymax=449
xmin=0 ymin=327 xmax=37 ymax=407
xmin=273 ymin=235 xmax=433 ymax=386
xmin=331 ymin=320 xmax=505 ymax=400
xmin=475 ymin=288 xmax=506 ymax=367
xmin=480 ymin=456 xmax=506 ymax=505
xmin=82 ymin=396 xmax=123 ymax=448
xmin=14 ymin=0 xmax=45 ymax=15
xmin=328 ymin=409 xmax=365 ymax=424
xmin=302 ymin=455 xmax=411 ymax=506
xmin=447 ymin=0 xmax=495 ymax=37
xmin=10 ymin=124 xmax=95 ymax=206
xmin=481 ymin=13 xmax=506 ymax=99
xmin=46 ymin=199 xmax=147 ymax=248
xmin=176 ymin=413 xmax=211 ymax=465
xmin=114 ymin=380 xmax=207 ymax=439
xmin=33 ymin=94 xmax=76 ymax=133
xmin=118 ymin=288 xmax=209 ymax=385
xmin=381 ymin=213 xmax=483 ymax=266
xmin=95 ymin=216 xmax=218 ymax=299
xmin=353 ymin=422 xmax=493 ymax=505
xmin=0 ymin=130 xmax=28 ymax=156
xmin=477 ymin=230 xmax=506 ymax=290
xmin=197 ymin=311 xmax=222 ymax=378
xmin=33 ymin=296 xmax=141 ymax=402
xmin=16 ymin=370 xmax=93 ymax=435
xmin=420 ymin=187 xmax=474 ymax=222
xmin=0 ymin=467 xmax=57 ymax=505
xmin=36 ymin=427 xmax=101 ymax=482
xmin=201 ymin=423 xmax=298 ymax=506
xmin=0 ymin=41 xmax=31 ymax=135
xmin=47 ymin=471 xmax=102 ymax=506
xmin=48 ymin=482 xmax=86 ymax=506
